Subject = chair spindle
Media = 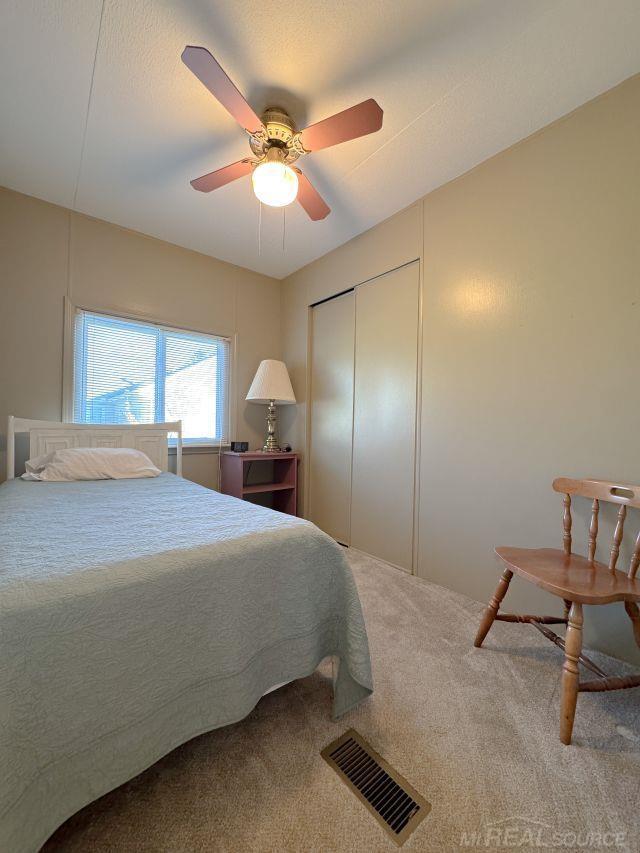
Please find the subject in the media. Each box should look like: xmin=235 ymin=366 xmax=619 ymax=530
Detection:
xmin=609 ymin=504 xmax=627 ymax=571
xmin=562 ymin=494 xmax=572 ymax=555
xmin=629 ymin=529 xmax=640 ymax=579
xmin=588 ymin=499 xmax=599 ymax=562
xmin=625 ymin=602 xmax=640 ymax=647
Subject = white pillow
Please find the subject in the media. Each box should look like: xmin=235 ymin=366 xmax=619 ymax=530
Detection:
xmin=22 ymin=447 xmax=161 ymax=481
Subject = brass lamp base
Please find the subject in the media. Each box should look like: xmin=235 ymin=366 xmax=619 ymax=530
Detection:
xmin=263 ymin=399 xmax=281 ymax=452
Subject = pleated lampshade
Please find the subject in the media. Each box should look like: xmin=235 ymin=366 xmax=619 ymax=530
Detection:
xmin=246 ymin=360 xmax=296 ymax=404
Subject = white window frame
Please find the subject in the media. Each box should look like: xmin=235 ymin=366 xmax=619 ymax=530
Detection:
xmin=63 ymin=298 xmax=236 ymax=451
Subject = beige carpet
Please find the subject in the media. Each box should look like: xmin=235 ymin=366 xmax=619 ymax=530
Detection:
xmin=44 ymin=551 xmax=640 ymax=852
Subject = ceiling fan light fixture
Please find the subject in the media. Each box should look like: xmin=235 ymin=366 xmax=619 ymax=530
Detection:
xmin=182 ymin=45 xmax=384 ymax=220
xmin=251 ymin=161 xmax=299 ymax=207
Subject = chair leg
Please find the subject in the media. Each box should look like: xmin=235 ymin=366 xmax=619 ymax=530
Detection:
xmin=560 ymin=601 xmax=583 ymax=745
xmin=474 ymin=567 xmax=513 ymax=648
xmin=624 ymin=602 xmax=640 ymax=648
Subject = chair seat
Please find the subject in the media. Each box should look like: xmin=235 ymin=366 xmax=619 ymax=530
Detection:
xmin=495 ymin=547 xmax=640 ymax=604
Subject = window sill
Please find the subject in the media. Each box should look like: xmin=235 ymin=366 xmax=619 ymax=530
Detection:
xmin=169 ymin=444 xmax=230 ymax=455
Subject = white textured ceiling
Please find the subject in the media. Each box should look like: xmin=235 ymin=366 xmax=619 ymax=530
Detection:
xmin=1 ymin=0 xmax=639 ymax=279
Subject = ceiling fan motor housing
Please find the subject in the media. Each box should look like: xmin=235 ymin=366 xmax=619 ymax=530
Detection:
xmin=262 ymin=107 xmax=295 ymax=141
xmin=249 ymin=107 xmax=305 ymax=163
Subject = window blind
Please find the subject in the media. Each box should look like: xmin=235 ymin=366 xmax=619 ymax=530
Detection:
xmin=73 ymin=310 xmax=230 ymax=444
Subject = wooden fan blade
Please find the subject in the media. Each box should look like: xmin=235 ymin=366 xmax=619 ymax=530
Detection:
xmin=181 ymin=46 xmax=263 ymax=134
xmin=296 ymin=171 xmax=330 ymax=221
xmin=300 ymin=99 xmax=383 ymax=152
xmin=190 ymin=159 xmax=253 ymax=193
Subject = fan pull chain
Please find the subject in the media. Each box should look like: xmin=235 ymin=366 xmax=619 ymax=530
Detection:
xmin=73 ymin=0 xmax=106 ymax=211
xmin=258 ymin=200 xmax=262 ymax=256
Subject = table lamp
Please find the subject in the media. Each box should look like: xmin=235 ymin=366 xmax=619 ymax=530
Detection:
xmin=246 ymin=359 xmax=296 ymax=451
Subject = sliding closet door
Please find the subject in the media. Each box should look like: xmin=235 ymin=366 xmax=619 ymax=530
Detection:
xmin=350 ymin=262 xmax=419 ymax=571
xmin=308 ymin=291 xmax=355 ymax=545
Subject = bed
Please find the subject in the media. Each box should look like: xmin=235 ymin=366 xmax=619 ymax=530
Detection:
xmin=1 ymin=417 xmax=373 ymax=853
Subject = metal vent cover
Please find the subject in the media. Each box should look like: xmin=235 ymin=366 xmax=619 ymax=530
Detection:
xmin=321 ymin=729 xmax=430 ymax=846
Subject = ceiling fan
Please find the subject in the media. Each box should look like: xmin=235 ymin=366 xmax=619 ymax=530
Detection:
xmin=181 ymin=46 xmax=383 ymax=221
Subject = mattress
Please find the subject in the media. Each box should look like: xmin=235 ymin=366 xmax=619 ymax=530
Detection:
xmin=0 ymin=473 xmax=372 ymax=852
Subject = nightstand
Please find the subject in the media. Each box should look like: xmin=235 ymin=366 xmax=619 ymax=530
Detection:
xmin=220 ymin=451 xmax=298 ymax=516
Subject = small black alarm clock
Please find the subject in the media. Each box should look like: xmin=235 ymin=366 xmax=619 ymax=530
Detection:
xmin=230 ymin=441 xmax=249 ymax=453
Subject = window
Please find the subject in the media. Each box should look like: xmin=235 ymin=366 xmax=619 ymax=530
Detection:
xmin=73 ymin=310 xmax=230 ymax=445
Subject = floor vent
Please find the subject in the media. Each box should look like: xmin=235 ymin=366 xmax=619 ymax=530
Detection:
xmin=321 ymin=729 xmax=430 ymax=846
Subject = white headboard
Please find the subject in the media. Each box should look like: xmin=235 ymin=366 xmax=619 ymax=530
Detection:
xmin=6 ymin=416 xmax=182 ymax=480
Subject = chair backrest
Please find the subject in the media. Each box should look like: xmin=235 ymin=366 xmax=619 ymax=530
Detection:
xmin=552 ymin=478 xmax=640 ymax=578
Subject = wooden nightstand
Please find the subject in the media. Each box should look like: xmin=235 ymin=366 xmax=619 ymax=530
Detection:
xmin=220 ymin=451 xmax=298 ymax=516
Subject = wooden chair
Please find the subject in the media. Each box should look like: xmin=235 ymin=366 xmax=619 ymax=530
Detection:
xmin=474 ymin=477 xmax=640 ymax=745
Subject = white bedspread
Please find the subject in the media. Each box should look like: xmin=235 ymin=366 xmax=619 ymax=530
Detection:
xmin=0 ymin=474 xmax=372 ymax=852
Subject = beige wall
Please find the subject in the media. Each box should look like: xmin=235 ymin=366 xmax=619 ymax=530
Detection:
xmin=281 ymin=74 xmax=640 ymax=664
xmin=0 ymin=187 xmax=281 ymax=489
